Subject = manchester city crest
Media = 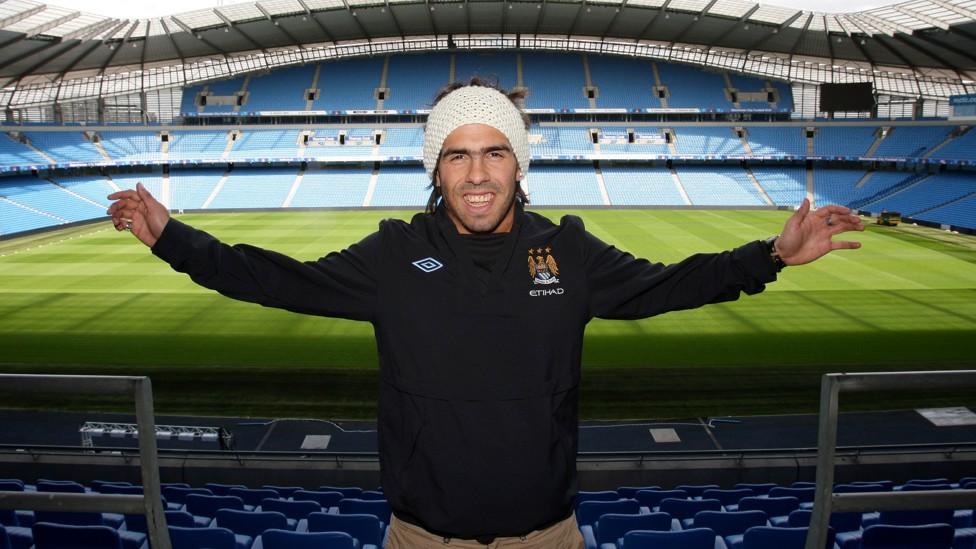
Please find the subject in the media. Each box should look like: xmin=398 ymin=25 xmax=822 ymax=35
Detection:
xmin=528 ymin=247 xmax=560 ymax=285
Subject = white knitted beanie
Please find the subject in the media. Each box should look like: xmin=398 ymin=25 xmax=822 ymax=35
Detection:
xmin=423 ymin=85 xmax=529 ymax=180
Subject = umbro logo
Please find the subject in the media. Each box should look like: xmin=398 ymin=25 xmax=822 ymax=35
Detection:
xmin=412 ymin=257 xmax=444 ymax=273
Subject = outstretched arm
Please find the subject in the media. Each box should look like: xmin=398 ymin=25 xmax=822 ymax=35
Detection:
xmin=776 ymin=198 xmax=864 ymax=267
xmin=107 ymin=182 xmax=170 ymax=248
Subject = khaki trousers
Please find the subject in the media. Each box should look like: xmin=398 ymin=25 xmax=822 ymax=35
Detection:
xmin=385 ymin=513 xmax=585 ymax=548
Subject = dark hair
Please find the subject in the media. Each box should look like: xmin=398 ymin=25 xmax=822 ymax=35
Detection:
xmin=424 ymin=76 xmax=530 ymax=215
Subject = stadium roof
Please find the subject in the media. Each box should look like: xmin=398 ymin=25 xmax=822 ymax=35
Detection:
xmin=0 ymin=0 xmax=973 ymax=98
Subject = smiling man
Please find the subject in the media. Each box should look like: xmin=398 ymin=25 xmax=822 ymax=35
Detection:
xmin=108 ymin=77 xmax=863 ymax=548
xmin=422 ymin=81 xmax=529 ymax=236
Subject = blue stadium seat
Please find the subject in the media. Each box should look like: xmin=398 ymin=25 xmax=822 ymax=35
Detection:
xmin=303 ymin=512 xmax=382 ymax=548
xmin=168 ymin=525 xmax=237 ymax=549
xmin=590 ymin=512 xmax=672 ymax=549
xmin=621 ymin=527 xmax=724 ymax=549
xmin=252 ymin=529 xmax=357 ymax=549
xmin=215 ymin=508 xmax=290 ymax=539
xmin=31 ymin=522 xmax=123 ymax=549
xmin=858 ymin=523 xmax=953 ymax=549
xmin=693 ymin=510 xmax=768 ymax=540
xmin=576 ymin=499 xmax=642 ymax=546
xmin=336 ymin=499 xmax=392 ymax=525
xmin=740 ymin=525 xmax=833 ymax=549
xmin=702 ymin=489 xmax=755 ymax=511
xmin=292 ymin=490 xmax=343 ymax=510
xmin=227 ymin=488 xmax=279 ymax=511
xmin=256 ymin=499 xmax=320 ymax=529
xmin=183 ymin=494 xmax=245 ymax=528
xmin=659 ymin=498 xmax=722 ymax=529
xmin=633 ymin=489 xmax=689 ymax=511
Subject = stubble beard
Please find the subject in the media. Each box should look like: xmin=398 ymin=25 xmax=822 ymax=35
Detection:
xmin=446 ymin=181 xmax=519 ymax=235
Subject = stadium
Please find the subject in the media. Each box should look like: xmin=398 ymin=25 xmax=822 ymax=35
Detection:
xmin=1 ymin=0 xmax=975 ymax=546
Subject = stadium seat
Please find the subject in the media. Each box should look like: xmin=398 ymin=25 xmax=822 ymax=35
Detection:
xmin=168 ymin=525 xmax=237 ymax=549
xmin=858 ymin=523 xmax=954 ymax=549
xmin=359 ymin=490 xmax=385 ymax=501
xmin=161 ymin=486 xmax=213 ymax=510
xmin=576 ymin=491 xmax=623 ymax=511
xmin=677 ymin=484 xmax=721 ymax=499
xmin=633 ymin=489 xmax=688 ymax=511
xmin=693 ymin=510 xmax=768 ymax=540
xmin=227 ymin=488 xmax=280 ymax=511
xmin=740 ymin=525 xmax=835 ymax=549
xmin=702 ymin=489 xmax=755 ymax=511
xmin=183 ymin=494 xmax=246 ymax=528
xmin=318 ymin=486 xmax=363 ymax=499
xmin=786 ymin=509 xmax=861 ymax=535
xmin=89 ymin=481 xmax=135 ymax=493
xmin=252 ymin=529 xmax=358 ymax=549
xmin=621 ymin=527 xmax=725 ymax=549
xmin=31 ymin=522 xmax=123 ymax=549
xmin=123 ymin=509 xmax=194 ymax=534
xmin=303 ymin=512 xmax=383 ymax=549
xmin=659 ymin=498 xmax=722 ymax=529
xmin=261 ymin=486 xmax=302 ymax=499
xmin=617 ymin=486 xmax=660 ymax=499
xmin=336 ymin=498 xmax=392 ymax=525
xmin=205 ymin=483 xmax=247 ymax=496
xmin=577 ymin=499 xmax=641 ymax=529
xmin=35 ymin=480 xmax=124 ymax=529
xmin=292 ymin=490 xmax=343 ymax=510
xmin=737 ymin=496 xmax=800 ymax=521
xmin=215 ymin=508 xmax=290 ymax=539
xmin=590 ymin=512 xmax=672 ymax=549
xmin=576 ymin=499 xmax=642 ymax=547
xmin=256 ymin=499 xmax=320 ymax=529
xmin=0 ymin=525 xmax=11 ymax=549
xmin=0 ymin=511 xmax=31 ymax=549
xmin=733 ymin=483 xmax=778 ymax=496
xmin=768 ymin=486 xmax=815 ymax=506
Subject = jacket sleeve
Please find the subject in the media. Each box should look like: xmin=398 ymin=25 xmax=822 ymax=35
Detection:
xmin=151 ymin=218 xmax=378 ymax=322
xmin=581 ymin=224 xmax=779 ymax=321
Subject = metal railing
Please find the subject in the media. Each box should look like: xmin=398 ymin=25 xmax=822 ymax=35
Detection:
xmin=806 ymin=370 xmax=976 ymax=549
xmin=0 ymin=374 xmax=171 ymax=549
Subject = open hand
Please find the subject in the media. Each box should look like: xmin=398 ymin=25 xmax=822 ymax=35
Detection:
xmin=107 ymin=182 xmax=170 ymax=248
xmin=776 ymin=199 xmax=864 ymax=266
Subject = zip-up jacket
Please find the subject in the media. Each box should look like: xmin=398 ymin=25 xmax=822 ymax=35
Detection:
xmin=151 ymin=202 xmax=778 ymax=539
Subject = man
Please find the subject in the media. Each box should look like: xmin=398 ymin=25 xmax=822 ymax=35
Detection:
xmin=108 ymin=77 xmax=863 ymax=548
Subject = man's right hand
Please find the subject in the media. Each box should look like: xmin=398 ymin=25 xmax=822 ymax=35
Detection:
xmin=107 ymin=182 xmax=170 ymax=248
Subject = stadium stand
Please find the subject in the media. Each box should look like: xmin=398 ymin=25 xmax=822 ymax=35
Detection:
xmin=3 ymin=476 xmax=976 ymax=549
xmin=2 ymin=52 xmax=974 ymax=237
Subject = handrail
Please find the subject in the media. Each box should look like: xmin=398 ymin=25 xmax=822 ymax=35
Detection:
xmin=0 ymin=374 xmax=171 ymax=549
xmin=806 ymin=370 xmax=976 ymax=549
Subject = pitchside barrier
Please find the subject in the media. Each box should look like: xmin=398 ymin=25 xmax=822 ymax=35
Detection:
xmin=806 ymin=370 xmax=976 ymax=549
xmin=0 ymin=374 xmax=171 ymax=549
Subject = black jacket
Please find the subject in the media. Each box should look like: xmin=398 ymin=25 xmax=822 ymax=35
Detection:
xmin=152 ymin=203 xmax=778 ymax=539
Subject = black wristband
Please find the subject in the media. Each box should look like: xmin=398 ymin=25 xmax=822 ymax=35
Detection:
xmin=763 ymin=236 xmax=787 ymax=272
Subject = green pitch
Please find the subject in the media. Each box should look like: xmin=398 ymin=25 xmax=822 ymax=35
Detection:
xmin=2 ymin=209 xmax=974 ymax=420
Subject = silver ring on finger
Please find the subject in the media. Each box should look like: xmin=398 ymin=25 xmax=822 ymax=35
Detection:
xmin=825 ymin=214 xmax=834 ymax=227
